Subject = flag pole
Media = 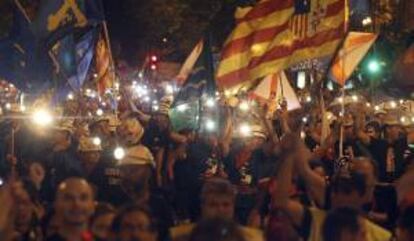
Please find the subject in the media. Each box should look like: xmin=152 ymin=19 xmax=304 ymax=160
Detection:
xmin=102 ymin=21 xmax=117 ymax=82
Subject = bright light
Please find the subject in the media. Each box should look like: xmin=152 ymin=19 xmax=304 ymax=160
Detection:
xmin=215 ymin=91 xmax=220 ymax=97
xmin=338 ymin=97 xmax=344 ymax=103
xmin=300 ymin=131 xmax=306 ymax=139
xmin=297 ymin=71 xmax=306 ymax=89
xmin=152 ymin=100 xmax=158 ymax=105
xmin=362 ymin=17 xmax=372 ymax=26
xmin=327 ymin=81 xmax=334 ymax=91
xmin=115 ymin=82 xmax=120 ymax=89
xmin=327 ymin=113 xmax=333 ymax=120
xmin=93 ymin=137 xmax=101 ymax=146
xmin=399 ymin=99 xmax=404 ymax=104
xmin=368 ymin=60 xmax=380 ymax=73
xmin=114 ymin=147 xmax=125 ymax=160
xmin=339 ymin=111 xmax=344 ymax=117
xmin=390 ymin=101 xmax=397 ymax=109
xmin=162 ymin=38 xmax=168 ymax=43
xmin=401 ymin=117 xmax=407 ymax=123
xmin=411 ymin=117 xmax=414 ymax=123
xmin=93 ymin=73 xmax=98 ymax=78
xmin=366 ymin=103 xmax=371 ymax=108
xmin=96 ymin=109 xmax=103 ymax=116
xmin=90 ymin=93 xmax=97 ymax=98
xmin=239 ymin=101 xmax=250 ymax=112
xmin=117 ymin=96 xmax=121 ymax=101
xmin=153 ymin=105 xmax=159 ymax=111
xmin=20 ymin=105 xmax=26 ymax=112
xmin=306 ymin=96 xmax=312 ymax=103
xmin=177 ymin=104 xmax=188 ymax=112
xmin=302 ymin=117 xmax=308 ymax=123
xmin=205 ymin=98 xmax=215 ymax=108
xmin=151 ymin=55 xmax=158 ymax=62
xmin=86 ymin=89 xmax=92 ymax=94
xmin=150 ymin=64 xmax=157 ymax=70
xmin=224 ymin=90 xmax=231 ymax=97
xmin=239 ymin=124 xmax=251 ymax=137
xmin=32 ymin=109 xmax=53 ymax=126
xmin=138 ymin=72 xmax=144 ymax=78
xmin=374 ymin=106 xmax=380 ymax=111
xmin=67 ymin=93 xmax=74 ymax=100
xmin=5 ymin=103 xmax=11 ymax=110
xmin=165 ymin=85 xmax=174 ymax=94
xmin=143 ymin=96 xmax=150 ymax=102
xmin=132 ymin=81 xmax=137 ymax=86
xmin=205 ymin=119 xmax=216 ymax=131
xmin=101 ymin=102 xmax=107 ymax=107
xmin=352 ymin=95 xmax=358 ymax=102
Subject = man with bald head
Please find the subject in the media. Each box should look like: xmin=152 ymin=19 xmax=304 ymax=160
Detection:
xmin=47 ymin=177 xmax=95 ymax=241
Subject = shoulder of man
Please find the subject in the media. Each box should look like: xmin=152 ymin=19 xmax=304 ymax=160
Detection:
xmin=364 ymin=219 xmax=392 ymax=241
xmin=169 ymin=223 xmax=264 ymax=241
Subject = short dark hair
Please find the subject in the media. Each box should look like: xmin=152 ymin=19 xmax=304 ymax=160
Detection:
xmin=398 ymin=205 xmax=414 ymax=236
xmin=323 ymin=207 xmax=362 ymax=241
xmin=201 ymin=178 xmax=236 ymax=204
xmin=331 ymin=172 xmax=366 ymax=197
xmin=111 ymin=204 xmax=156 ymax=233
xmin=189 ymin=218 xmax=246 ymax=241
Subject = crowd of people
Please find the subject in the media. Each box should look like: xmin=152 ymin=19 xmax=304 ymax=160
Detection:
xmin=0 ymin=93 xmax=414 ymax=241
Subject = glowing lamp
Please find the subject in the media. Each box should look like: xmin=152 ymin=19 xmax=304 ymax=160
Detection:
xmin=93 ymin=137 xmax=101 ymax=146
xmin=114 ymin=147 xmax=125 ymax=160
xmin=32 ymin=109 xmax=53 ymax=126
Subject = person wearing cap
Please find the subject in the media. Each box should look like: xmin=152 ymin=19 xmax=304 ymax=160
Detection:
xmin=117 ymin=139 xmax=174 ymax=241
xmin=41 ymin=120 xmax=82 ymax=203
xmin=223 ymin=123 xmax=270 ymax=225
xmin=90 ymin=116 xmax=112 ymax=149
xmin=77 ymin=136 xmax=102 ymax=178
xmin=333 ymin=114 xmax=371 ymax=160
xmin=359 ymin=114 xmax=414 ymax=182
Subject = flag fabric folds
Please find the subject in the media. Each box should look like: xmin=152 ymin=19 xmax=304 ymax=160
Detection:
xmin=251 ymin=71 xmax=301 ymax=112
xmin=31 ymin=0 xmax=104 ymax=48
xmin=0 ymin=6 xmax=53 ymax=93
xmin=330 ymin=32 xmax=377 ymax=86
xmin=51 ymin=30 xmax=97 ymax=104
xmin=216 ymin=0 xmax=348 ymax=91
xmin=173 ymin=35 xmax=216 ymax=106
xmin=175 ymin=41 xmax=204 ymax=86
xmin=95 ymin=33 xmax=113 ymax=95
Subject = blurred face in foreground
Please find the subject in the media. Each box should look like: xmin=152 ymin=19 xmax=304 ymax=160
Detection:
xmin=202 ymin=194 xmax=235 ymax=220
xmin=91 ymin=213 xmax=115 ymax=241
xmin=118 ymin=210 xmax=157 ymax=241
xmin=14 ymin=187 xmax=34 ymax=233
xmin=54 ymin=178 xmax=95 ymax=227
xmin=339 ymin=218 xmax=367 ymax=241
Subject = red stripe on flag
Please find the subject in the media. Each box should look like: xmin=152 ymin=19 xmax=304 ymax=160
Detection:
xmin=221 ymin=22 xmax=290 ymax=59
xmin=238 ymin=0 xmax=294 ymax=23
xmin=249 ymin=25 xmax=344 ymax=68
xmin=218 ymin=26 xmax=344 ymax=87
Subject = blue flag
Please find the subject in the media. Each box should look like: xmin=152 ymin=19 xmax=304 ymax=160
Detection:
xmin=52 ymin=29 xmax=97 ymax=104
xmin=0 ymin=6 xmax=54 ymax=93
xmin=32 ymin=0 xmax=104 ymax=48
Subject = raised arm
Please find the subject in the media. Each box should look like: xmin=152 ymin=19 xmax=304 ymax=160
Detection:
xmin=272 ymin=134 xmax=305 ymax=227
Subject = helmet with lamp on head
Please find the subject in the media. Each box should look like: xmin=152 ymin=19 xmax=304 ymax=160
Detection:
xmin=250 ymin=124 xmax=267 ymax=140
xmin=119 ymin=145 xmax=155 ymax=168
xmin=119 ymin=118 xmax=145 ymax=145
xmin=52 ymin=120 xmax=74 ymax=134
xmin=78 ymin=136 xmax=102 ymax=152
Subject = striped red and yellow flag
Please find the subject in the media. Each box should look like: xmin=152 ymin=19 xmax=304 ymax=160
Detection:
xmin=95 ymin=34 xmax=113 ymax=95
xmin=216 ymin=0 xmax=348 ymax=91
